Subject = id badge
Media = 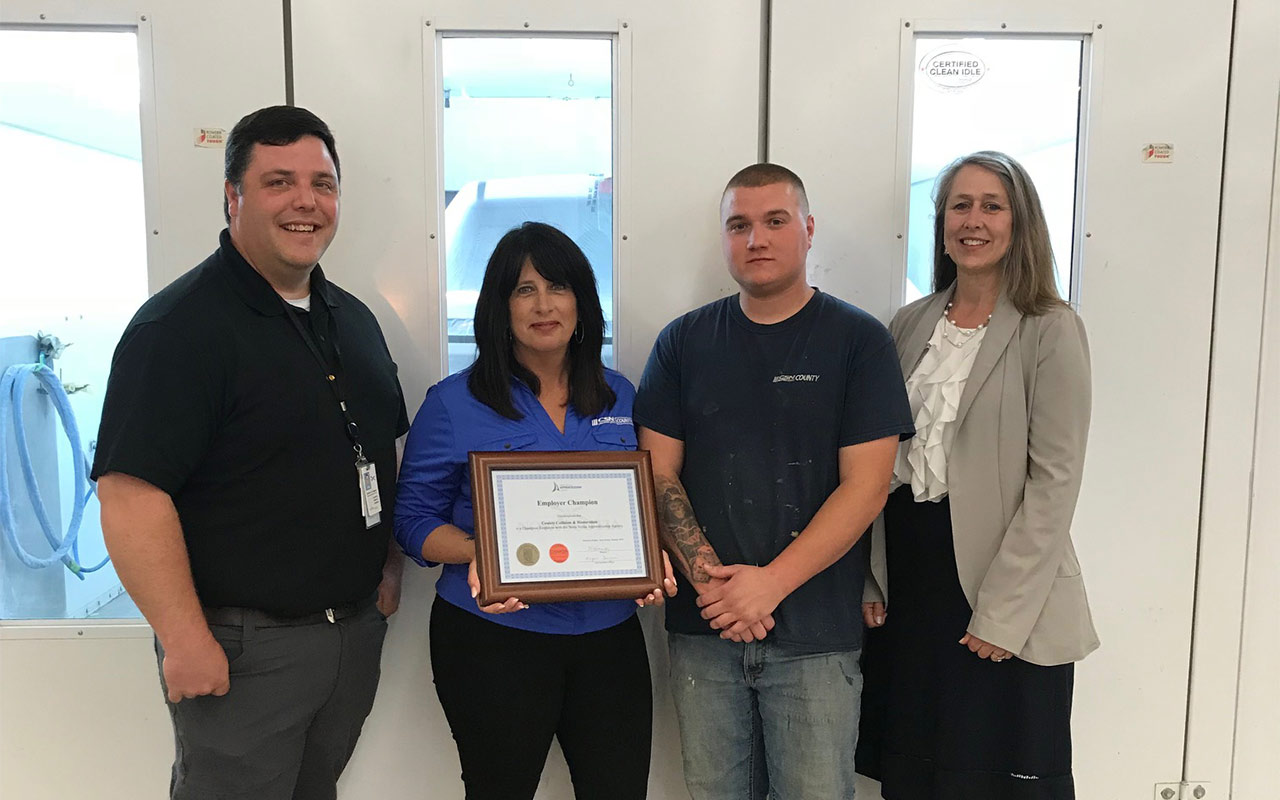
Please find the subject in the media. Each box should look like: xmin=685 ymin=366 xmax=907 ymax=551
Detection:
xmin=357 ymin=460 xmax=382 ymax=529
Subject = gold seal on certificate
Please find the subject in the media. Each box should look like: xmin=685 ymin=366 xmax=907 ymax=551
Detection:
xmin=515 ymin=543 xmax=540 ymax=566
xmin=468 ymin=451 xmax=664 ymax=606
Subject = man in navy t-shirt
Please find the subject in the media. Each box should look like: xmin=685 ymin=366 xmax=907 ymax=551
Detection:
xmin=635 ymin=163 xmax=913 ymax=799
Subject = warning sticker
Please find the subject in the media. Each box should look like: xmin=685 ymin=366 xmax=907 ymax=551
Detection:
xmin=195 ymin=128 xmax=226 ymax=148
xmin=1142 ymin=143 xmax=1174 ymax=163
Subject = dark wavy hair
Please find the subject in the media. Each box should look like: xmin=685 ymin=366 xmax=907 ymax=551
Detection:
xmin=468 ymin=222 xmax=615 ymax=420
xmin=223 ymin=105 xmax=339 ymax=223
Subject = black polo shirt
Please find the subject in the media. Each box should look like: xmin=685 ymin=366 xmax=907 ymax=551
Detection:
xmin=92 ymin=230 xmax=409 ymax=615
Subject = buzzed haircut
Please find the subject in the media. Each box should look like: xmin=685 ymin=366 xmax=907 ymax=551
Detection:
xmin=723 ymin=163 xmax=810 ymax=216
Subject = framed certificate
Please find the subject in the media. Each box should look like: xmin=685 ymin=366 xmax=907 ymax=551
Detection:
xmin=468 ymin=450 xmax=664 ymax=606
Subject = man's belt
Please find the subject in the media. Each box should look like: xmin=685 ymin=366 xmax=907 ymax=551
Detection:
xmin=202 ymin=593 xmax=376 ymax=628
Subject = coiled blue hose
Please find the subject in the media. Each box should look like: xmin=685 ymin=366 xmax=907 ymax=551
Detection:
xmin=0 ymin=361 xmax=107 ymax=578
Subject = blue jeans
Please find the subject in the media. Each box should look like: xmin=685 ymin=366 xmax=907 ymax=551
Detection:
xmin=668 ymin=633 xmax=863 ymax=800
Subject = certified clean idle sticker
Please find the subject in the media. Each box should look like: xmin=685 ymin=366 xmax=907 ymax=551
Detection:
xmin=194 ymin=128 xmax=226 ymax=148
xmin=920 ymin=49 xmax=987 ymax=90
xmin=1142 ymin=143 xmax=1174 ymax=163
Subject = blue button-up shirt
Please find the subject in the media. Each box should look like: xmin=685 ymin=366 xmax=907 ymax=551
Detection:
xmin=394 ymin=368 xmax=640 ymax=634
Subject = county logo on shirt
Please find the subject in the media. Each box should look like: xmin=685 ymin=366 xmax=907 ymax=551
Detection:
xmin=772 ymin=373 xmax=821 ymax=383
xmin=591 ymin=416 xmax=633 ymax=426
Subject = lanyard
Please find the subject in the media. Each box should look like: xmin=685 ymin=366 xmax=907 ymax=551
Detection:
xmin=281 ymin=299 xmax=366 ymax=462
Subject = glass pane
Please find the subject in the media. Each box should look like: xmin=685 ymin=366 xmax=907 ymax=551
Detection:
xmin=906 ymin=36 xmax=1083 ymax=302
xmin=0 ymin=29 xmax=146 ymax=620
xmin=441 ymin=37 xmax=614 ymax=374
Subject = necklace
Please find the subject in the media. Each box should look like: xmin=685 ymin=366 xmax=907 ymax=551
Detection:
xmin=940 ymin=302 xmax=992 ymax=348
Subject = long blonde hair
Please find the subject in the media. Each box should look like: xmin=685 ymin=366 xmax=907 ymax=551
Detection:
xmin=932 ymin=151 xmax=1066 ymax=315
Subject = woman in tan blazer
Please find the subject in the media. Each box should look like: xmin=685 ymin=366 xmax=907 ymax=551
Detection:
xmin=855 ymin=151 xmax=1099 ymax=800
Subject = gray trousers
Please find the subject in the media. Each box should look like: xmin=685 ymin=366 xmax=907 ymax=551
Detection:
xmin=155 ymin=601 xmax=387 ymax=800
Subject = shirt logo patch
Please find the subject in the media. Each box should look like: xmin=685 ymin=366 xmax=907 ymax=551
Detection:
xmin=772 ymin=374 xmax=820 ymax=383
xmin=591 ymin=416 xmax=633 ymax=426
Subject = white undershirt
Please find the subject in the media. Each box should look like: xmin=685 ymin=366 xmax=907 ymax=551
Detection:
xmin=284 ymin=294 xmax=312 ymax=312
xmin=893 ymin=314 xmax=986 ymax=501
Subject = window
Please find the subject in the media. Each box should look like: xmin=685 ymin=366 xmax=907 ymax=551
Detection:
xmin=0 ymin=28 xmax=146 ymax=620
xmin=438 ymin=36 xmax=615 ymax=374
xmin=905 ymin=35 xmax=1085 ymax=302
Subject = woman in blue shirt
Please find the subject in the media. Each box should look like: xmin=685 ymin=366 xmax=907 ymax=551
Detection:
xmin=395 ymin=222 xmax=673 ymax=799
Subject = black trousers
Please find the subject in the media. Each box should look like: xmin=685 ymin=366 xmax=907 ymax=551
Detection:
xmin=429 ymin=596 xmax=653 ymax=800
xmin=155 ymin=600 xmax=387 ymax=800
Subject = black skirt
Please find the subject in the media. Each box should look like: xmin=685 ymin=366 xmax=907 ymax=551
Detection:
xmin=856 ymin=485 xmax=1076 ymax=800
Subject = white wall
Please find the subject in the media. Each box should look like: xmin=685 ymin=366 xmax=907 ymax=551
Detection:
xmin=1186 ymin=0 xmax=1280 ymax=794
xmin=1 ymin=1 xmax=1278 ymax=798
xmin=1226 ymin=2 xmax=1280 ymax=791
xmin=1232 ymin=133 xmax=1280 ymax=798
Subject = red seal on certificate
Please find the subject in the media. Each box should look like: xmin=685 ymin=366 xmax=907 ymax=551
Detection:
xmin=549 ymin=543 xmax=569 ymax=563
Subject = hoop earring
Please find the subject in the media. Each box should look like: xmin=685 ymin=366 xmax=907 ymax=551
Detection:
xmin=573 ymin=322 xmax=584 ymax=344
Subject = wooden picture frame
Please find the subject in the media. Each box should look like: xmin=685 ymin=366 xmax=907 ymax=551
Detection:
xmin=468 ymin=450 xmax=664 ymax=606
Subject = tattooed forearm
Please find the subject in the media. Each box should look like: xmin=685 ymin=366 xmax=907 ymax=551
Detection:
xmin=655 ymin=476 xmax=722 ymax=585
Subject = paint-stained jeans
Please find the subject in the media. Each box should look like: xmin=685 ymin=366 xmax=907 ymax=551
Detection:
xmin=668 ymin=633 xmax=863 ymax=800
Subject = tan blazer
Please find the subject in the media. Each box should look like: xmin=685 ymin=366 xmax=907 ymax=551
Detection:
xmin=865 ymin=289 xmax=1100 ymax=666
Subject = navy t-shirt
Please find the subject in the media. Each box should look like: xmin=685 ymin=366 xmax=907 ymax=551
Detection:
xmin=635 ymin=290 xmax=913 ymax=652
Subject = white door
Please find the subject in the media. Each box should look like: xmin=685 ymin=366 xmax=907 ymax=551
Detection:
xmin=769 ymin=2 xmax=1233 ymax=798
xmin=0 ymin=2 xmax=288 ymax=798
xmin=290 ymin=2 xmax=762 ymax=797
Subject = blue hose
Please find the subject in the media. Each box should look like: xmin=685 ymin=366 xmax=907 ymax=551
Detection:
xmin=0 ymin=361 xmax=107 ymax=578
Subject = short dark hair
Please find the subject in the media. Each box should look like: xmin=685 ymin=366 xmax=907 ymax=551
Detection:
xmin=722 ymin=163 xmax=810 ymax=216
xmin=468 ymin=222 xmax=616 ymax=420
xmin=223 ymin=105 xmax=340 ymax=223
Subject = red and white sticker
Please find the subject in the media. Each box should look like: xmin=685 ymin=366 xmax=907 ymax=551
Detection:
xmin=1142 ymin=143 xmax=1174 ymax=163
xmin=195 ymin=128 xmax=226 ymax=148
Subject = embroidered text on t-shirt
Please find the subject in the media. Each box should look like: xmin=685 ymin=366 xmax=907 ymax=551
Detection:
xmin=772 ymin=374 xmax=821 ymax=383
xmin=591 ymin=416 xmax=634 ymax=426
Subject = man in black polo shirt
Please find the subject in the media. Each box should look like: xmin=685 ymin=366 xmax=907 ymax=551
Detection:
xmin=93 ymin=106 xmax=409 ymax=800
xmin=635 ymin=163 xmax=914 ymax=799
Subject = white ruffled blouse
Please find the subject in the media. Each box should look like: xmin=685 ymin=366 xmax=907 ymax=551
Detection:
xmin=893 ymin=314 xmax=987 ymax=501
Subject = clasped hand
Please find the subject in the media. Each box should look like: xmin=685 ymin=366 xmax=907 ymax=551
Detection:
xmin=696 ymin=564 xmax=784 ymax=642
